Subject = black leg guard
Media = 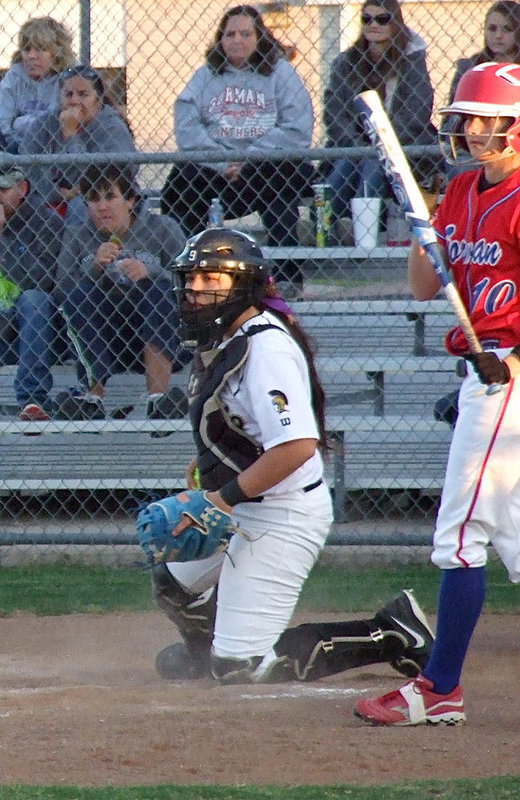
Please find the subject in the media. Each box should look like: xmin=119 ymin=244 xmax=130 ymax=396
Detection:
xmin=274 ymin=620 xmax=408 ymax=681
xmin=152 ymin=564 xmax=216 ymax=679
xmin=274 ymin=590 xmax=434 ymax=681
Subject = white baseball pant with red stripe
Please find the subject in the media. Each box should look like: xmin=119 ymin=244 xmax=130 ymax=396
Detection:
xmin=432 ymin=347 xmax=520 ymax=582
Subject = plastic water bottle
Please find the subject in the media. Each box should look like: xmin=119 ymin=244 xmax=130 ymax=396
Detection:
xmin=208 ymin=197 xmax=224 ymax=228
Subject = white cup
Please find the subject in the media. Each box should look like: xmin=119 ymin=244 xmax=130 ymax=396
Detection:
xmin=351 ymin=197 xmax=381 ymax=249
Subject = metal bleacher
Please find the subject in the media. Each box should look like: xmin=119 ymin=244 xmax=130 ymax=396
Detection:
xmin=0 ymin=296 xmax=458 ymax=524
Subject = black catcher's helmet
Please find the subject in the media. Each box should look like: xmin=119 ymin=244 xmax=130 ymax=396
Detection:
xmin=173 ymin=227 xmax=270 ymax=346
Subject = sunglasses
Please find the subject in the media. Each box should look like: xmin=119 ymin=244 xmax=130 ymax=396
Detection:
xmin=61 ymin=65 xmax=102 ymax=81
xmin=361 ymin=12 xmax=392 ymax=25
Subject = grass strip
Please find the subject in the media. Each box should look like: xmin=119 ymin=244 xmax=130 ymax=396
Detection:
xmin=0 ymin=562 xmax=518 ymax=617
xmin=1 ymin=776 xmax=520 ymax=799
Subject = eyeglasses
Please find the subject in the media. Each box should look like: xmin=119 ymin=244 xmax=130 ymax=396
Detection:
xmin=361 ymin=12 xmax=392 ymax=25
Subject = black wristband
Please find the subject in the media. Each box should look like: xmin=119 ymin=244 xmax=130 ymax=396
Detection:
xmin=510 ymin=345 xmax=520 ymax=361
xmin=219 ymin=476 xmax=250 ymax=507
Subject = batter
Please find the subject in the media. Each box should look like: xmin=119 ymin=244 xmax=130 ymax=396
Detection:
xmin=355 ymin=61 xmax=520 ymax=726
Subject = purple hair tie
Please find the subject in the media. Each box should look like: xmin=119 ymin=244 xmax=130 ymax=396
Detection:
xmin=263 ymin=276 xmax=295 ymax=316
xmin=262 ymin=294 xmax=295 ymax=316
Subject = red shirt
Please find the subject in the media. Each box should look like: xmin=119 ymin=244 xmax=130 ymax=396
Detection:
xmin=433 ymin=167 xmax=520 ymax=354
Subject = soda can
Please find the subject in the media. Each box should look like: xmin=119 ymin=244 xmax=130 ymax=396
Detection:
xmin=313 ymin=184 xmax=332 ymax=247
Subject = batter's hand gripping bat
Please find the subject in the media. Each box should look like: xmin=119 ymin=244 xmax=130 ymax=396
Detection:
xmin=354 ymin=89 xmax=502 ymax=395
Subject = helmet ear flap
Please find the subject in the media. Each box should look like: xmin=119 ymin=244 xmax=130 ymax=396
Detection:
xmin=506 ymin=119 xmax=520 ymax=153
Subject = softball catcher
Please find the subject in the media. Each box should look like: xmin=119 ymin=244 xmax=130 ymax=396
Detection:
xmin=137 ymin=227 xmax=434 ymax=683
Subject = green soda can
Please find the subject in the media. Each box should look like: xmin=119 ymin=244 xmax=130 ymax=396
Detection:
xmin=313 ymin=183 xmax=332 ymax=246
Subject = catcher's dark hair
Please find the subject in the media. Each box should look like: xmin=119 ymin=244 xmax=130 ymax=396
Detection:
xmin=351 ymin=0 xmax=411 ymax=94
xmin=206 ymin=5 xmax=285 ymax=76
xmin=260 ymin=286 xmax=328 ymax=451
xmin=79 ymin=163 xmax=139 ymax=201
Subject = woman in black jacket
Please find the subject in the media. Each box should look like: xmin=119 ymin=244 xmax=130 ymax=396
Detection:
xmin=323 ymin=0 xmax=439 ymax=223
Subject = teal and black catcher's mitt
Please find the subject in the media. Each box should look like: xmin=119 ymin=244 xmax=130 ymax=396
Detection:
xmin=136 ymin=490 xmax=236 ymax=564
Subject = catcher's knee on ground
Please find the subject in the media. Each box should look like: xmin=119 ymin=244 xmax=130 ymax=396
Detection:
xmin=210 ymin=648 xmax=292 ymax=685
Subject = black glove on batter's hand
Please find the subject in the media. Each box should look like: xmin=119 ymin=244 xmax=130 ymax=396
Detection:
xmin=465 ymin=352 xmax=511 ymax=385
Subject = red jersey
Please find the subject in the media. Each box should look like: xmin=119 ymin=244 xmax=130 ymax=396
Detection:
xmin=433 ymin=167 xmax=520 ymax=355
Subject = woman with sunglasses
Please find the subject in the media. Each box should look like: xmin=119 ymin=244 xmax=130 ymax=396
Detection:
xmin=323 ymin=0 xmax=439 ymax=230
xmin=448 ymin=1 xmax=520 ymax=104
xmin=19 ymin=64 xmax=136 ymax=221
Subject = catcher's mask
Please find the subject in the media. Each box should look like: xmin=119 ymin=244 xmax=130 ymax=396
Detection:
xmin=173 ymin=227 xmax=270 ymax=347
xmin=439 ymin=62 xmax=520 ymax=165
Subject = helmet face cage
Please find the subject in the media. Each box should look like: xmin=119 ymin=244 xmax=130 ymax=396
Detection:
xmin=439 ymin=112 xmax=514 ymax=165
xmin=439 ymin=62 xmax=520 ymax=165
xmin=173 ymin=228 xmax=269 ymax=347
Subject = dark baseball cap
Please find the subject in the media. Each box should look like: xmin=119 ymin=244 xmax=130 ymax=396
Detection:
xmin=0 ymin=168 xmax=25 ymax=189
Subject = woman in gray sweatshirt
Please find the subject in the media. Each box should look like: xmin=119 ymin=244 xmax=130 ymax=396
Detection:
xmin=56 ymin=164 xmax=187 ymax=423
xmin=0 ymin=16 xmax=76 ymax=153
xmin=161 ymin=4 xmax=315 ymax=292
xmin=19 ymin=65 xmax=136 ymax=221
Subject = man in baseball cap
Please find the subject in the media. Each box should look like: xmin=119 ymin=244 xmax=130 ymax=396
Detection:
xmin=0 ymin=162 xmax=64 ymax=421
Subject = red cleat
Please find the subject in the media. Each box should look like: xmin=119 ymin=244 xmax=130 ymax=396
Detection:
xmin=354 ymin=674 xmax=466 ymax=726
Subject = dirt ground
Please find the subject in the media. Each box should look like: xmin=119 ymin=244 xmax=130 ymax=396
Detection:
xmin=0 ymin=609 xmax=518 ymax=788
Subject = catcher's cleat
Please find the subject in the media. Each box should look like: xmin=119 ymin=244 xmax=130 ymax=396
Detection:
xmin=354 ymin=675 xmax=466 ymax=726
xmin=373 ymin=589 xmax=435 ymax=678
xmin=155 ymin=641 xmax=210 ymax=680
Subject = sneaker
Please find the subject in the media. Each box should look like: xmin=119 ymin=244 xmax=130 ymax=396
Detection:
xmin=54 ymin=389 xmax=105 ymax=420
xmin=19 ymin=403 xmax=50 ymax=422
xmin=155 ymin=641 xmax=210 ymax=680
xmin=354 ymin=675 xmax=466 ymax=726
xmin=147 ymin=387 xmax=188 ymax=438
xmin=373 ymin=589 xmax=435 ymax=678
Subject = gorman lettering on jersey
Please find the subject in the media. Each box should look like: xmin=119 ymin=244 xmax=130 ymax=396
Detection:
xmin=444 ymin=225 xmax=503 ymax=267
xmin=433 ymin=169 xmax=520 ymax=355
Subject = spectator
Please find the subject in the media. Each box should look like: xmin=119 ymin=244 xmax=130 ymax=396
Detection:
xmin=0 ymin=166 xmax=64 ymax=421
xmin=55 ymin=164 xmax=187 ymax=424
xmin=323 ymin=0 xmax=439 ymax=227
xmin=448 ymin=1 xmax=520 ymax=104
xmin=160 ymin=4 xmax=316 ymax=299
xmin=0 ymin=16 xmax=76 ymax=154
xmin=19 ymin=65 xmax=136 ymax=222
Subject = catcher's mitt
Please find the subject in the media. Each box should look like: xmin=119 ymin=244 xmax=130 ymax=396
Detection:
xmin=136 ymin=490 xmax=237 ymax=564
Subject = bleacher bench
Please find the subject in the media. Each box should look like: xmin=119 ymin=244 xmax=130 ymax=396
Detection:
xmin=0 ymin=412 xmax=453 ymax=523
xmin=0 ymin=299 xmax=458 ymax=521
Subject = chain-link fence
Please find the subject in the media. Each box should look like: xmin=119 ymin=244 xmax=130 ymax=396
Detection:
xmin=0 ymin=1 xmax=499 ymax=557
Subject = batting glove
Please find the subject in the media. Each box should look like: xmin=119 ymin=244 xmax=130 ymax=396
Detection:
xmin=464 ymin=352 xmax=511 ymax=385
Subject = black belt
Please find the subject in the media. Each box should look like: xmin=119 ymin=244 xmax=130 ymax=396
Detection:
xmin=246 ymin=478 xmax=323 ymax=503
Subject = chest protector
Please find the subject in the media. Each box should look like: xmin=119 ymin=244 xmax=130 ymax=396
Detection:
xmin=188 ymin=323 xmax=282 ymax=491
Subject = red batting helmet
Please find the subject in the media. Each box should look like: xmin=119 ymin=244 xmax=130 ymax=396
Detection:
xmin=439 ymin=62 xmax=520 ymax=164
